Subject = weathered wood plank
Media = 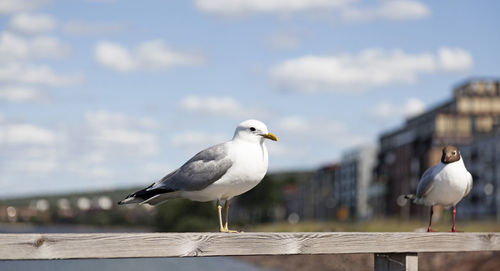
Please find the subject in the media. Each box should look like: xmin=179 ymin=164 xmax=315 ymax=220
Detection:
xmin=0 ymin=232 xmax=498 ymax=260
xmin=405 ymin=253 xmax=418 ymax=271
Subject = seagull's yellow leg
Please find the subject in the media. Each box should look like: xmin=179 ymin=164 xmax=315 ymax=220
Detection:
xmin=217 ymin=200 xmax=226 ymax=232
xmin=223 ymin=200 xmax=238 ymax=233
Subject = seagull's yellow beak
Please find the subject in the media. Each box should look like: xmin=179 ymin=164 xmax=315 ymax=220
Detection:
xmin=260 ymin=132 xmax=278 ymax=141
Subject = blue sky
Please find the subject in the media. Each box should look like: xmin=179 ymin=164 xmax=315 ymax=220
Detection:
xmin=0 ymin=0 xmax=499 ymax=197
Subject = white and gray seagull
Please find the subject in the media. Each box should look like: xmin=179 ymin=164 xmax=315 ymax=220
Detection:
xmin=118 ymin=119 xmax=278 ymax=232
xmin=406 ymin=145 xmax=473 ymax=232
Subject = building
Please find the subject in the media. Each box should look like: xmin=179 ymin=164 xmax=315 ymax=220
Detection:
xmin=338 ymin=145 xmax=377 ymax=220
xmin=459 ymin=124 xmax=500 ymax=219
xmin=373 ymin=79 xmax=500 ymax=218
xmin=300 ymin=145 xmax=377 ymax=221
xmin=300 ymin=164 xmax=339 ymax=221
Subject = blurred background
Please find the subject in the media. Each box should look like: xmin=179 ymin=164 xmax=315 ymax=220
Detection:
xmin=0 ymin=0 xmax=499 ymax=270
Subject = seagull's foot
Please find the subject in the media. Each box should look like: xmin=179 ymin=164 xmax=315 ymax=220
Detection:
xmin=219 ymin=228 xmax=240 ymax=233
xmin=427 ymin=227 xmax=438 ymax=232
xmin=449 ymin=227 xmax=463 ymax=232
xmin=219 ymin=226 xmax=240 ymax=233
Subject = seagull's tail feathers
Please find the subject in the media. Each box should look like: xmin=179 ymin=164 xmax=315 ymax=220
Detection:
xmin=117 ymin=196 xmax=143 ymax=205
xmin=117 ymin=184 xmax=178 ymax=206
xmin=403 ymin=194 xmax=426 ymax=205
xmin=141 ymin=191 xmax=181 ymax=206
xmin=404 ymin=194 xmax=416 ymax=200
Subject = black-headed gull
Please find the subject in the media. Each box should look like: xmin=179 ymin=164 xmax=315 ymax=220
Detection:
xmin=406 ymin=145 xmax=473 ymax=232
xmin=118 ymin=119 xmax=278 ymax=232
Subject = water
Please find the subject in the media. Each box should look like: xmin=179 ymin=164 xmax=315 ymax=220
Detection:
xmin=0 ymin=224 xmax=274 ymax=271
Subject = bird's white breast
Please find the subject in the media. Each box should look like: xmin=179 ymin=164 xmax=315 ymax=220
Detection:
xmin=181 ymin=140 xmax=269 ymax=201
xmin=425 ymin=159 xmax=471 ymax=207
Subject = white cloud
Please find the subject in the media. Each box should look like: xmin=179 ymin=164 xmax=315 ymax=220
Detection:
xmin=195 ymin=0 xmax=430 ymax=22
xmin=63 ymin=21 xmax=126 ymax=35
xmin=341 ymin=0 xmax=430 ymax=22
xmin=0 ymin=32 xmax=27 ymax=61
xmin=3 ymin=143 xmax=59 ymax=173
xmin=275 ymin=115 xmax=368 ymax=146
xmin=30 ymin=36 xmax=70 ymax=58
xmin=266 ymin=115 xmax=369 ymax=166
xmin=370 ymin=102 xmax=392 ymax=120
xmin=0 ymin=62 xmax=83 ymax=87
xmin=0 ymin=121 xmax=59 ymax=174
xmin=68 ymin=165 xmax=114 ymax=178
xmin=0 ymin=0 xmax=51 ymax=15
xmin=9 ymin=158 xmax=58 ymax=173
xmin=94 ymin=41 xmax=135 ymax=71
xmin=0 ymin=31 xmax=76 ymax=102
xmin=93 ymin=129 xmax=157 ymax=150
xmin=438 ymin=47 xmax=474 ymax=71
xmin=136 ymin=40 xmax=204 ymax=69
xmin=0 ymin=123 xmax=56 ymax=145
xmin=179 ymin=95 xmax=267 ymax=119
xmin=180 ymin=95 xmax=243 ymax=115
xmin=85 ymin=110 xmax=159 ymax=130
xmin=0 ymin=32 xmax=71 ymax=62
xmin=277 ymin=116 xmax=344 ymax=140
xmin=84 ymin=111 xmax=157 ymax=131
xmin=404 ymin=97 xmax=426 ymax=117
xmin=377 ymin=0 xmax=430 ymax=20
xmin=82 ymin=111 xmax=160 ymax=158
xmin=94 ymin=40 xmax=204 ymax=72
xmin=0 ymin=111 xmax=164 ymax=195
xmin=195 ymin=0 xmax=354 ymax=16
xmin=9 ymin=13 xmax=57 ymax=34
xmin=270 ymin=48 xmax=473 ymax=93
xmin=369 ymin=97 xmax=425 ymax=121
xmin=59 ymin=111 xmax=162 ymax=182
xmin=0 ymin=85 xmax=45 ymax=102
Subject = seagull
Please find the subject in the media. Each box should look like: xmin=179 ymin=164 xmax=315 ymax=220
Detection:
xmin=118 ymin=119 xmax=277 ymax=232
xmin=405 ymin=145 xmax=473 ymax=232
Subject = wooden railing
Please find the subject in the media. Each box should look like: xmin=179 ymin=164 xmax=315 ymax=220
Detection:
xmin=1 ymin=232 xmax=499 ymax=270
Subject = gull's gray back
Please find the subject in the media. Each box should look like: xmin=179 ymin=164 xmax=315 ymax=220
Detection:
xmin=416 ymin=166 xmax=436 ymax=198
xmin=150 ymin=143 xmax=233 ymax=192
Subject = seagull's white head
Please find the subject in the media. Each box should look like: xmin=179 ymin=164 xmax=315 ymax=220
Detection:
xmin=233 ymin=119 xmax=278 ymax=143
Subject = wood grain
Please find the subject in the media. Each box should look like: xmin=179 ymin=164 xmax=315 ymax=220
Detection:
xmin=0 ymin=232 xmax=499 ymax=260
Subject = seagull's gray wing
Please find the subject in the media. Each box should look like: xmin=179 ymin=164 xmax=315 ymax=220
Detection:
xmin=416 ymin=166 xmax=436 ymax=198
xmin=151 ymin=143 xmax=233 ymax=192
xmin=118 ymin=143 xmax=233 ymax=205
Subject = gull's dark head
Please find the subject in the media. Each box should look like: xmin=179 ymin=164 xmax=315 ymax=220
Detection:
xmin=441 ymin=145 xmax=460 ymax=164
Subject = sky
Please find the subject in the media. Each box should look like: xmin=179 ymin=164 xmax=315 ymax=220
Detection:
xmin=0 ymin=0 xmax=499 ymax=197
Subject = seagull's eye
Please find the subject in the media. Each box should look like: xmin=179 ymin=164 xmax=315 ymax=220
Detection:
xmin=452 ymin=151 xmax=457 ymax=155
xmin=250 ymin=127 xmax=256 ymax=132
